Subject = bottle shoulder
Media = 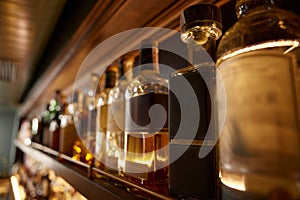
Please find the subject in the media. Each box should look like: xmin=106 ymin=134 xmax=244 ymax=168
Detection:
xmin=108 ymin=81 xmax=128 ymax=103
xmin=130 ymin=70 xmax=168 ymax=86
xmin=126 ymin=70 xmax=168 ymax=98
xmin=171 ymin=65 xmax=203 ymax=78
xmin=217 ymin=7 xmax=300 ymax=59
xmin=96 ymin=89 xmax=111 ymax=106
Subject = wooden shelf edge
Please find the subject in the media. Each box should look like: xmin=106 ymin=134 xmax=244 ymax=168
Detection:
xmin=14 ymin=139 xmax=138 ymax=200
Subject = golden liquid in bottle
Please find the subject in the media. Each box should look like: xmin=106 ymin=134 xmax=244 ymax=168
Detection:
xmin=106 ymin=100 xmax=125 ymax=174
xmin=124 ymin=93 xmax=169 ymax=193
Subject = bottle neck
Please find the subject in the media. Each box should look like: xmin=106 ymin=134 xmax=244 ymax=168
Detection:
xmin=105 ymin=70 xmax=117 ymax=89
xmin=235 ymin=0 xmax=280 ymax=18
xmin=88 ymin=74 xmax=98 ymax=96
xmin=118 ymin=59 xmax=125 ymax=82
xmin=123 ymin=58 xmax=134 ymax=82
xmin=185 ymin=30 xmax=217 ymax=66
xmin=139 ymin=47 xmax=159 ymax=73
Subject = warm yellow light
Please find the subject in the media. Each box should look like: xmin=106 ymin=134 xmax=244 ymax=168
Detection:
xmin=73 ymin=141 xmax=82 ymax=154
xmin=85 ymin=153 xmax=93 ymax=162
xmin=11 ymin=176 xmax=21 ymax=200
xmin=73 ymin=146 xmax=82 ymax=154
xmin=72 ymin=155 xmax=80 ymax=161
xmin=220 ymin=171 xmax=246 ymax=191
xmin=219 ymin=40 xmax=299 ymax=62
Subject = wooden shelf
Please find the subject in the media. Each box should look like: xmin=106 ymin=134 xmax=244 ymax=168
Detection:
xmin=14 ymin=140 xmax=175 ymax=200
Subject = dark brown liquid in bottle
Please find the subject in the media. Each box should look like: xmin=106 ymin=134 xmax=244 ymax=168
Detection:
xmin=169 ymin=65 xmax=218 ymax=199
xmin=169 ymin=66 xmax=213 ymax=140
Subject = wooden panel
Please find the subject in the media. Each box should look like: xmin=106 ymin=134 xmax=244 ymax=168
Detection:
xmin=0 ymin=0 xmax=66 ymax=105
xmin=20 ymin=0 xmax=236 ymax=117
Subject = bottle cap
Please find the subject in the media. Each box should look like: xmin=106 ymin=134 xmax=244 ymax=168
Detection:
xmin=140 ymin=38 xmax=158 ymax=49
xmin=180 ymin=4 xmax=222 ymax=33
xmin=235 ymin=0 xmax=282 ymax=18
xmin=105 ymin=65 xmax=118 ymax=88
xmin=118 ymin=59 xmax=125 ymax=77
xmin=123 ymin=57 xmax=134 ymax=81
xmin=139 ymin=39 xmax=158 ymax=66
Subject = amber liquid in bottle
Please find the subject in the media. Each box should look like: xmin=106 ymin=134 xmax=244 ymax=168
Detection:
xmin=71 ymin=90 xmax=93 ymax=164
xmin=106 ymin=58 xmax=134 ymax=176
xmin=106 ymin=100 xmax=125 ymax=172
xmin=123 ymin=40 xmax=169 ymax=194
xmin=124 ymin=93 xmax=169 ymax=187
xmin=59 ymin=101 xmax=78 ymax=157
xmin=95 ymin=66 xmax=118 ymax=171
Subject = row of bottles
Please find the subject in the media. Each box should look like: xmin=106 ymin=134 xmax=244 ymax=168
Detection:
xmin=27 ymin=39 xmax=170 ymax=194
xmin=22 ymin=0 xmax=300 ymax=199
xmin=30 ymin=88 xmax=92 ymax=164
xmin=87 ymin=40 xmax=170 ymax=194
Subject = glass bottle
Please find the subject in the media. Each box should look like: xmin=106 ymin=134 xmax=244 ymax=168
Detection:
xmin=42 ymin=103 xmax=51 ymax=147
xmin=216 ymin=0 xmax=300 ymax=199
xmin=48 ymin=90 xmax=64 ymax=151
xmin=123 ymin=39 xmax=169 ymax=193
xmin=71 ymin=90 xmax=84 ymax=161
xmin=74 ymin=89 xmax=88 ymax=154
xmin=94 ymin=66 xmax=118 ymax=170
xmin=59 ymin=94 xmax=78 ymax=157
xmin=168 ymin=4 xmax=222 ymax=199
xmin=106 ymin=58 xmax=134 ymax=175
xmin=31 ymin=116 xmax=43 ymax=144
xmin=72 ymin=90 xmax=93 ymax=164
xmin=85 ymin=74 xmax=100 ymax=157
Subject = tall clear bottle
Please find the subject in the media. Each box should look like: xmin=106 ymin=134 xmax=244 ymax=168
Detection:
xmin=124 ymin=39 xmax=169 ymax=193
xmin=31 ymin=116 xmax=43 ymax=144
xmin=81 ymin=73 xmax=104 ymax=158
xmin=94 ymin=66 xmax=118 ymax=170
xmin=42 ymin=103 xmax=51 ymax=147
xmin=48 ymin=90 xmax=64 ymax=151
xmin=72 ymin=90 xmax=93 ymax=164
xmin=85 ymin=74 xmax=100 ymax=157
xmin=59 ymin=95 xmax=77 ymax=157
xmin=216 ymin=0 xmax=300 ymax=199
xmin=106 ymin=58 xmax=134 ymax=174
xmin=168 ymin=4 xmax=222 ymax=199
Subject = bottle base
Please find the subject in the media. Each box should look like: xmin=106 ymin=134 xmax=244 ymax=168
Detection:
xmin=220 ymin=170 xmax=300 ymax=200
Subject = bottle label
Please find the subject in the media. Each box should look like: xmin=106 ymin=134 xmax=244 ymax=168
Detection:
xmin=95 ymin=131 xmax=105 ymax=162
xmin=107 ymin=100 xmax=124 ymax=132
xmin=218 ymin=50 xmax=299 ymax=163
xmin=104 ymin=155 xmax=118 ymax=170
xmin=125 ymin=93 xmax=168 ymax=132
xmin=97 ymin=104 xmax=108 ymax=132
xmin=169 ymin=66 xmax=215 ymax=141
xmin=87 ymin=108 xmax=96 ymax=136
